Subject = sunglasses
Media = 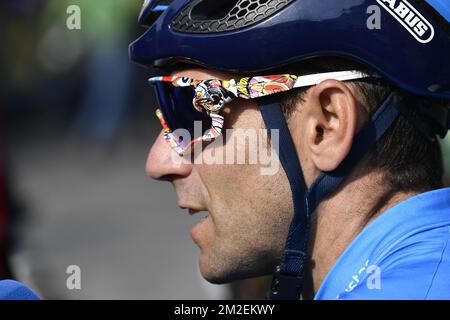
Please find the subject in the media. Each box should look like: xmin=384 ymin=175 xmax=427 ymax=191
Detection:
xmin=149 ymin=70 xmax=369 ymax=155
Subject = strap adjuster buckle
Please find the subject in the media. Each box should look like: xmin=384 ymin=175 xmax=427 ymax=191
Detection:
xmin=267 ymin=265 xmax=303 ymax=300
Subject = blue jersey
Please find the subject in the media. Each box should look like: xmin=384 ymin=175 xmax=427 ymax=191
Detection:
xmin=0 ymin=280 xmax=40 ymax=300
xmin=315 ymin=188 xmax=450 ymax=300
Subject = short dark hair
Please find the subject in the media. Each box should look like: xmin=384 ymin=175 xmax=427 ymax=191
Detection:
xmin=269 ymin=57 xmax=446 ymax=192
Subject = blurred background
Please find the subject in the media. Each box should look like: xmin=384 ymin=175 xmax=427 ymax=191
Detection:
xmin=0 ymin=0 xmax=449 ymax=300
xmin=0 ymin=0 xmax=272 ymax=300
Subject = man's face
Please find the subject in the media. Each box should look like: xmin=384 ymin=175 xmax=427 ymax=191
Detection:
xmin=146 ymin=68 xmax=293 ymax=283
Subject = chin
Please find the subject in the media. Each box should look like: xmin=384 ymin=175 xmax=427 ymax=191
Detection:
xmin=198 ymin=251 xmax=274 ymax=284
xmin=198 ymin=254 xmax=230 ymax=284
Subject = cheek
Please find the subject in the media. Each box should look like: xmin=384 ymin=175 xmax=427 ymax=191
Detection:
xmin=197 ymin=156 xmax=291 ymax=232
xmin=195 ymin=101 xmax=292 ymax=237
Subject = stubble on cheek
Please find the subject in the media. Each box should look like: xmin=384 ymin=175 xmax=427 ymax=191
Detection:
xmin=192 ymin=102 xmax=293 ymax=282
xmin=195 ymin=160 xmax=293 ymax=283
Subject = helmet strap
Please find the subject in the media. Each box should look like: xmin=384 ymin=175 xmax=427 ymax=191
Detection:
xmin=258 ymin=93 xmax=400 ymax=300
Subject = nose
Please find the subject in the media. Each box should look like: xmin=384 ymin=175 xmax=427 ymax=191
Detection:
xmin=146 ymin=131 xmax=193 ymax=180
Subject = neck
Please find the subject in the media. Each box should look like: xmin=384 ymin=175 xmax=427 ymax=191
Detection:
xmin=302 ymin=169 xmax=420 ymax=299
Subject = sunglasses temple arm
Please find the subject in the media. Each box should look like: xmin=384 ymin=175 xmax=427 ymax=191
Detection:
xmin=292 ymin=70 xmax=369 ymax=88
xmin=230 ymin=71 xmax=370 ymax=99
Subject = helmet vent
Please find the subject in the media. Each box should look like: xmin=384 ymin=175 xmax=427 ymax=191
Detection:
xmin=171 ymin=0 xmax=294 ymax=33
xmin=191 ymin=0 xmax=240 ymax=20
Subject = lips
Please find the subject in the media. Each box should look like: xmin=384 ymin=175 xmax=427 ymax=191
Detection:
xmin=188 ymin=208 xmax=200 ymax=215
xmin=189 ymin=210 xmax=211 ymax=244
xmin=188 ymin=209 xmax=209 ymax=219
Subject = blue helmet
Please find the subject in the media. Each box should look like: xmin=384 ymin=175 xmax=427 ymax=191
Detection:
xmin=130 ymin=0 xmax=450 ymax=99
xmin=130 ymin=0 xmax=450 ymax=300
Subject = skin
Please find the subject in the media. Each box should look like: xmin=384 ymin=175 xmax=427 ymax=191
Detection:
xmin=146 ymin=68 xmax=419 ymax=298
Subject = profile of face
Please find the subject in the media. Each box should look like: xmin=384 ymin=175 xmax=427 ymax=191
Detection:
xmin=146 ymin=68 xmax=294 ymax=284
xmin=146 ymin=67 xmax=364 ymax=284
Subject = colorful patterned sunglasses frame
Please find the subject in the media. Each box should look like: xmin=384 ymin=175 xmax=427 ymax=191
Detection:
xmin=149 ymin=70 xmax=369 ymax=155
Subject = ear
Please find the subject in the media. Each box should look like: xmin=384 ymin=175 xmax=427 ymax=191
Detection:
xmin=305 ymin=80 xmax=360 ymax=172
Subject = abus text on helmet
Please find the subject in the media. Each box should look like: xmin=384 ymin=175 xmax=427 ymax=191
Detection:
xmin=377 ymin=0 xmax=435 ymax=43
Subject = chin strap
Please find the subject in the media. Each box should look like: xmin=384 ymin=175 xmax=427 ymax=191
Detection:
xmin=258 ymin=93 xmax=400 ymax=300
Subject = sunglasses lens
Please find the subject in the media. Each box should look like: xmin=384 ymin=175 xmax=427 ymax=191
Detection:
xmin=153 ymin=82 xmax=212 ymax=140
